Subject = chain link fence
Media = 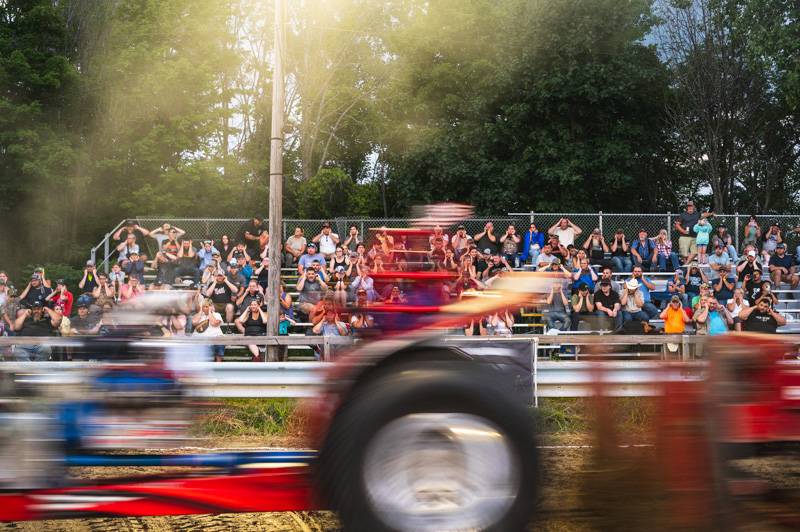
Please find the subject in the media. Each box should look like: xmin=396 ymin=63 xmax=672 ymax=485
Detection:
xmin=92 ymin=213 xmax=800 ymax=272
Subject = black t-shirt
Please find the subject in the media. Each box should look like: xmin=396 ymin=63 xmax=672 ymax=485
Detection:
xmin=118 ymin=228 xmax=147 ymax=243
xmin=737 ymin=259 xmax=762 ymax=282
xmin=679 ymin=211 xmax=701 ymax=237
xmin=239 ymin=222 xmax=263 ymax=251
xmin=22 ymin=284 xmax=52 ymax=307
xmin=475 ymin=259 xmax=489 ymax=276
xmin=475 ymin=233 xmax=498 ymax=255
xmin=594 ymin=289 xmax=620 ymax=310
xmin=244 ymin=313 xmax=266 ymax=336
xmin=210 ymin=282 xmax=234 ymax=304
xmin=19 ymin=316 xmax=57 ymax=336
xmin=743 ymin=309 xmax=778 ymax=333
xmin=82 ymin=273 xmax=98 ymax=293
xmin=771 ymin=254 xmax=793 ymax=270
xmin=178 ymin=246 xmax=198 ymax=267
xmin=71 ymin=314 xmax=100 ymax=334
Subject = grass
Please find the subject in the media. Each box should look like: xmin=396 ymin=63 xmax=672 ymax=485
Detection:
xmin=193 ymin=397 xmax=655 ymax=438
xmin=194 ymin=398 xmax=302 ymax=437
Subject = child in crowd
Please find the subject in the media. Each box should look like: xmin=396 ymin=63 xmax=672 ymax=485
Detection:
xmin=693 ymin=218 xmax=712 ymax=264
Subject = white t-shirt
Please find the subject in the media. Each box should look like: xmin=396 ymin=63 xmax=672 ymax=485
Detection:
xmin=552 ymin=227 xmax=576 ymax=247
xmin=193 ymin=312 xmax=224 ymax=337
xmin=318 ymin=233 xmax=338 ymax=255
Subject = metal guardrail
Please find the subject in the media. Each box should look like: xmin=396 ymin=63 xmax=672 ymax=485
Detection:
xmin=5 ymin=335 xmax=799 ymax=401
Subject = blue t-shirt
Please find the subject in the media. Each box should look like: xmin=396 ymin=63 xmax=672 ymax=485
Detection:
xmin=634 ymin=277 xmax=653 ymax=302
xmin=708 ymin=311 xmax=728 ymax=335
xmin=631 ymin=239 xmax=655 ymax=261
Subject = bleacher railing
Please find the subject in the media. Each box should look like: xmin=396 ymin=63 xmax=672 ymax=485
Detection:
xmin=91 ymin=212 xmax=800 ymax=273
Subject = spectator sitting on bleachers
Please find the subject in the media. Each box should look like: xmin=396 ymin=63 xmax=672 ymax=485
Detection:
xmin=312 ymin=308 xmax=348 ymax=339
xmin=70 ymin=301 xmax=100 ymax=335
xmin=349 ymin=263 xmax=379 ymax=303
xmin=310 ymin=259 xmax=328 ymax=282
xmin=520 ymin=223 xmax=543 ymax=267
xmin=19 ymin=272 xmax=52 ymax=313
xmin=226 ymin=263 xmax=247 ymax=291
xmin=429 ymin=224 xmax=450 ymax=249
xmin=113 ymin=219 xmax=150 ymax=244
xmin=78 ymin=261 xmax=99 ymax=296
xmin=227 ymin=242 xmax=250 ymax=265
xmin=712 ymin=265 xmax=736 ymax=303
xmin=594 ymin=265 xmax=620 ymax=295
xmin=120 ymin=251 xmax=143 ymax=284
xmin=768 ymin=243 xmax=797 ymax=288
xmin=284 ymin=226 xmax=307 ymax=266
xmin=119 ymin=276 xmax=145 ymax=302
xmin=235 ymin=297 xmax=267 ymax=361
xmin=205 ymin=270 xmax=237 ymax=323
xmin=572 ymin=258 xmax=598 ymax=293
xmin=0 ymin=276 xmax=9 ymax=314
xmin=609 ymin=229 xmax=632 ymax=273
xmin=116 ymin=233 xmax=140 ymax=267
xmin=711 ymin=225 xmax=738 ymax=261
xmin=739 ymin=296 xmax=786 ymax=333
xmin=667 ymin=269 xmax=689 ymax=308
xmin=742 ymin=215 xmax=762 ymax=250
xmin=452 ymin=224 xmax=472 ymax=260
xmin=486 ymin=310 xmax=514 ymax=335
xmin=191 ymin=299 xmax=225 ymax=362
xmin=737 ymin=249 xmax=763 ymax=283
xmin=313 ymin=222 xmax=340 ymax=260
xmin=109 ymin=263 xmax=126 ymax=296
xmin=762 ymin=223 xmax=783 ymax=255
xmin=654 ymin=229 xmax=680 ymax=272
xmin=630 ymin=229 xmax=655 ymax=271
xmin=236 ymin=279 xmax=265 ymax=313
xmin=343 ymin=225 xmax=362 ymax=252
xmin=685 ymin=263 xmax=707 ymax=300
xmin=235 ymin=256 xmax=253 ymax=283
xmin=148 ymin=223 xmax=185 ymax=249
xmin=350 ymin=288 xmax=375 ymax=331
xmin=92 ymin=273 xmax=115 ymax=307
xmin=474 ymin=222 xmax=499 ymax=255
xmin=690 ymin=282 xmax=712 ymax=308
xmin=620 ymin=278 xmax=648 ymax=323
xmin=328 ymin=246 xmax=351 ymax=278
xmin=482 ymin=254 xmax=511 ymax=281
xmin=550 ymin=236 xmax=569 ymax=263
xmin=240 ymin=216 xmax=266 ymax=259
xmin=693 ymin=297 xmax=732 ymax=336
xmin=594 ymin=280 xmax=622 ymax=330
xmin=582 ymin=228 xmax=608 ymax=267
xmin=197 ymin=240 xmax=219 ymax=271
xmin=548 ymin=218 xmax=582 ymax=248
xmin=660 ymin=295 xmax=691 ymax=334
xmin=727 ymin=288 xmax=749 ymax=331
xmin=630 ymin=266 xmax=661 ymax=318
xmin=570 ymin=283 xmax=595 ymax=330
xmin=296 ymin=268 xmax=328 ymax=319
xmin=45 ymin=280 xmax=73 ymax=316
xmin=742 ymin=268 xmax=763 ymax=302
xmin=500 ymin=225 xmax=521 ymax=267
xmin=535 ymin=243 xmax=556 ymax=270
xmin=749 ymin=280 xmax=778 ymax=307
xmin=707 ymin=244 xmax=731 ymax=280
xmin=331 ymin=266 xmax=349 ymax=307
xmin=253 ymin=256 xmax=270 ymax=291
xmin=12 ymin=302 xmax=61 ymax=360
xmin=544 ymin=280 xmax=571 ymax=331
xmin=297 ymin=242 xmax=326 ymax=274
xmin=154 ymin=229 xmax=180 ymax=283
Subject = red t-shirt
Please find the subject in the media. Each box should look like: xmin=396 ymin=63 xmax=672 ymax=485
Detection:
xmin=54 ymin=291 xmax=74 ymax=316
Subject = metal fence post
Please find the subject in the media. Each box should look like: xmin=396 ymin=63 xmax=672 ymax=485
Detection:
xmin=681 ymin=335 xmax=689 ymax=361
xmin=734 ymin=212 xmax=740 ymax=251
xmin=103 ymin=234 xmax=110 ymax=274
xmin=530 ymin=211 xmax=535 ymax=224
xmin=666 ymin=212 xmax=672 ymax=240
xmin=323 ymin=336 xmax=330 ymax=361
xmin=90 ymin=248 xmax=96 ymax=266
xmin=598 ymin=211 xmax=603 ymax=235
xmin=282 ymin=220 xmax=287 ymax=242
xmin=531 ymin=337 xmax=539 ymax=408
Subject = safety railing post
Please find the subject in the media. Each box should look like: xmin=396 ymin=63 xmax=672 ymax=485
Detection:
xmin=323 ymin=335 xmax=331 ymax=361
xmin=681 ymin=335 xmax=689 ymax=361
xmin=103 ymin=234 xmax=110 ymax=274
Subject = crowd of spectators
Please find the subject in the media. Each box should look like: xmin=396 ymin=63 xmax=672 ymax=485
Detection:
xmin=1 ymin=203 xmax=798 ymax=361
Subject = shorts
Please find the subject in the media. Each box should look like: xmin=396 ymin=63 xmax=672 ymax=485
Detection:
xmin=678 ymin=236 xmax=697 ymax=257
xmin=213 ymin=302 xmax=229 ymax=314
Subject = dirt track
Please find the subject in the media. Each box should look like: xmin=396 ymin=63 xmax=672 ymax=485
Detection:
xmin=2 ymin=437 xmax=798 ymax=531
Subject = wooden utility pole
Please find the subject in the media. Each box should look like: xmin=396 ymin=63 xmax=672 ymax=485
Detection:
xmin=265 ymin=0 xmax=284 ymax=360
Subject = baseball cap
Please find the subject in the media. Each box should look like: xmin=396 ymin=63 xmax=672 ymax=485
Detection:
xmin=86 ymin=260 xmax=95 ymax=266
xmin=335 ymin=265 xmax=345 ymax=273
xmin=578 ymin=283 xmax=589 ymax=290
xmin=457 ymin=224 xmax=465 ymax=230
xmin=700 ymin=282 xmax=709 ymax=289
xmin=56 ymin=279 xmax=66 ymax=285
xmin=747 ymin=250 xmax=757 ymax=257
xmin=307 ymin=242 xmax=317 ymax=248
xmin=686 ymin=200 xmax=695 ymax=206
xmin=777 ymin=242 xmax=786 ymax=249
xmin=600 ymin=280 xmax=611 ymax=287
xmin=322 ymin=222 xmax=331 ymax=228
